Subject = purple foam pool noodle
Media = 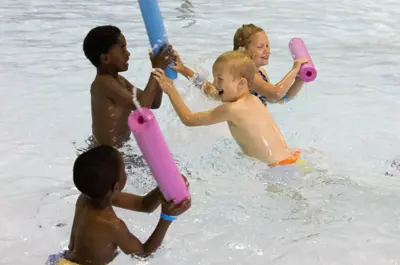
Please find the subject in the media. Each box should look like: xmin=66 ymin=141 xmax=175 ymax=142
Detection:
xmin=128 ymin=108 xmax=190 ymax=203
xmin=288 ymin=38 xmax=317 ymax=82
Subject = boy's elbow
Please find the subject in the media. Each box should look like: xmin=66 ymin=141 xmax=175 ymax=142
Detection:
xmin=181 ymin=117 xmax=195 ymax=126
xmin=130 ymin=250 xmax=152 ymax=259
xmin=134 ymin=251 xmax=152 ymax=258
xmin=150 ymin=102 xmax=161 ymax=109
xmin=143 ymin=204 xmax=158 ymax=213
xmin=134 ymin=246 xmax=156 ymax=258
xmin=139 ymin=199 xmax=156 ymax=213
xmin=182 ymin=119 xmax=190 ymax=126
xmin=150 ymin=92 xmax=163 ymax=109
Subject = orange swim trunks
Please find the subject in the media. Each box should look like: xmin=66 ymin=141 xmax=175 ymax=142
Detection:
xmin=268 ymin=149 xmax=301 ymax=167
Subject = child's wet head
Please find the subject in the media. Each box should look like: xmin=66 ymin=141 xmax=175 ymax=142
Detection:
xmin=233 ymin=24 xmax=270 ymax=67
xmin=212 ymin=50 xmax=257 ymax=102
xmin=83 ymin=25 xmax=131 ymax=73
xmin=73 ymin=145 xmax=123 ymax=206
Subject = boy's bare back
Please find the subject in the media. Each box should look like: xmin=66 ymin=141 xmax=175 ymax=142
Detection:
xmin=66 ymin=194 xmax=120 ymax=265
xmin=227 ymin=93 xmax=292 ymax=164
xmin=91 ymin=74 xmax=133 ymax=147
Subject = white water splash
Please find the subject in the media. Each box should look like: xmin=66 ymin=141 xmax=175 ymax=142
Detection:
xmin=132 ymin=86 xmax=145 ymax=118
xmin=188 ymin=65 xmax=209 ymax=91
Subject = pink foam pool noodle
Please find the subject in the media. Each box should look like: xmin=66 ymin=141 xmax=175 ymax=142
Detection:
xmin=288 ymin=37 xmax=317 ymax=82
xmin=128 ymin=107 xmax=190 ymax=204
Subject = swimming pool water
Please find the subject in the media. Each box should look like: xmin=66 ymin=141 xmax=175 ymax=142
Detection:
xmin=1 ymin=0 xmax=400 ymax=264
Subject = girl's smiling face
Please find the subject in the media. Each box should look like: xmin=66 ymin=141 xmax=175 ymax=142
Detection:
xmin=247 ymin=31 xmax=271 ymax=68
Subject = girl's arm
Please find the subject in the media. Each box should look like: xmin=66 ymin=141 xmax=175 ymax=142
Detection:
xmin=175 ymin=65 xmax=220 ymax=100
xmin=170 ymin=52 xmax=220 ymax=100
xmin=251 ymin=61 xmax=303 ymax=103
xmin=280 ymin=76 xmax=305 ymax=103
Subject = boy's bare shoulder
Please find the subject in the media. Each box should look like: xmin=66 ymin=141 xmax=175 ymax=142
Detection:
xmin=226 ymin=98 xmax=247 ymax=111
xmin=90 ymin=75 xmax=120 ymax=96
xmin=92 ymin=75 xmax=112 ymax=87
xmin=76 ymin=195 xmax=121 ymax=229
xmin=117 ymin=74 xmax=134 ymax=89
xmin=76 ymin=193 xmax=85 ymax=207
xmin=227 ymin=95 xmax=259 ymax=118
xmin=91 ymin=74 xmax=132 ymax=92
xmin=109 ymin=216 xmax=128 ymax=232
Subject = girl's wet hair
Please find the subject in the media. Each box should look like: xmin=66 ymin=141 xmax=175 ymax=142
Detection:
xmin=73 ymin=145 xmax=121 ymax=199
xmin=233 ymin=24 xmax=264 ymax=50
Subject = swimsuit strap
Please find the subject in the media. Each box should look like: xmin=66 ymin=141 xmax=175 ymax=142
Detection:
xmin=258 ymin=70 xmax=268 ymax=82
xmin=250 ymin=70 xmax=268 ymax=105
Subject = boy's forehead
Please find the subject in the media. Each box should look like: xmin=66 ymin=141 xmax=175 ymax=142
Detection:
xmin=212 ymin=68 xmax=226 ymax=76
xmin=213 ymin=61 xmax=233 ymax=74
xmin=117 ymin=33 xmax=127 ymax=44
xmin=213 ymin=61 xmax=226 ymax=72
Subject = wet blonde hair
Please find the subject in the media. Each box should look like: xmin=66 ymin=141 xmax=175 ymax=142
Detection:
xmin=213 ymin=50 xmax=258 ymax=88
xmin=233 ymin=24 xmax=264 ymax=50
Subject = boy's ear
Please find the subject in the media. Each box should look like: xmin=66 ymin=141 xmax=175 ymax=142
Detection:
xmin=100 ymin=53 xmax=109 ymax=64
xmin=239 ymin=77 xmax=248 ymax=88
xmin=113 ymin=181 xmax=120 ymax=193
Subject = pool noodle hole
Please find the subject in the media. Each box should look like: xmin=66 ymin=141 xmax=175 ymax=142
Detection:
xmin=138 ymin=116 xmax=145 ymax=124
xmin=306 ymin=71 xmax=312 ymax=77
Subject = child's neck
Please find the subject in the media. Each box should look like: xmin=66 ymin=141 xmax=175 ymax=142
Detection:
xmin=86 ymin=195 xmax=112 ymax=209
xmin=97 ymin=67 xmax=119 ymax=78
xmin=231 ymin=89 xmax=250 ymax=102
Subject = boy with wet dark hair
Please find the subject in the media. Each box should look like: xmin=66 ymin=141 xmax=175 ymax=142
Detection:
xmin=46 ymin=145 xmax=191 ymax=265
xmin=83 ymin=25 xmax=174 ymax=147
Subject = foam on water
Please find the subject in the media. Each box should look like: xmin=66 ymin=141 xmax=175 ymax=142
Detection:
xmin=1 ymin=0 xmax=400 ymax=264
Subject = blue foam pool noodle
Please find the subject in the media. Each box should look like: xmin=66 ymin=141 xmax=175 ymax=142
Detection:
xmin=138 ymin=0 xmax=177 ymax=80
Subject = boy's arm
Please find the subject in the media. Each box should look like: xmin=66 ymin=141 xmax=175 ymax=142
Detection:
xmin=68 ymin=195 xmax=84 ymax=251
xmin=134 ymin=76 xmax=163 ymax=109
xmin=113 ymin=217 xmax=172 ymax=258
xmin=167 ymin=85 xmax=234 ymax=126
xmin=121 ymin=76 xmax=162 ymax=109
xmin=130 ymin=43 xmax=174 ymax=109
xmin=113 ymin=196 xmax=190 ymax=258
xmin=112 ymin=188 xmax=162 ymax=213
xmin=68 ymin=201 xmax=79 ymax=251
